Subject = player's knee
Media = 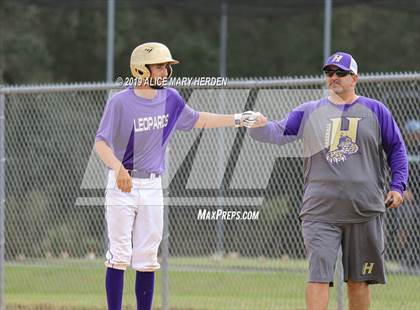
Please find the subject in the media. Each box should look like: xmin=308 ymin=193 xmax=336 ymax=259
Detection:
xmin=151 ymin=230 xmax=163 ymax=244
xmin=135 ymin=246 xmax=159 ymax=259
xmin=105 ymin=249 xmax=131 ymax=270
xmin=132 ymin=246 xmax=161 ymax=271
xmin=106 ymin=245 xmax=132 ymax=267
xmin=131 ymin=230 xmax=163 ymax=270
xmin=141 ymin=229 xmax=163 ymax=248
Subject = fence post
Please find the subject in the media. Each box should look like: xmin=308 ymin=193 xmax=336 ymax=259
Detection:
xmin=161 ymin=147 xmax=170 ymax=310
xmin=0 ymin=92 xmax=6 ymax=310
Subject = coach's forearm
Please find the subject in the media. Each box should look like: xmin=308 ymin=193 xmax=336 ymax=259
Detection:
xmin=248 ymin=122 xmax=280 ymax=144
xmin=94 ymin=140 xmax=123 ymax=171
xmin=194 ymin=112 xmax=236 ymax=128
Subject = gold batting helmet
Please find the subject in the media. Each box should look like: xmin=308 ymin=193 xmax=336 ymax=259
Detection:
xmin=130 ymin=42 xmax=179 ymax=80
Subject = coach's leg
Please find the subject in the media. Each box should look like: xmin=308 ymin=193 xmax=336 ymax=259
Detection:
xmin=302 ymin=221 xmax=342 ymax=310
xmin=347 ymin=280 xmax=370 ymax=310
xmin=135 ymin=271 xmax=155 ymax=310
xmin=344 ymin=216 xmax=385 ymax=310
xmin=306 ymin=282 xmax=329 ymax=310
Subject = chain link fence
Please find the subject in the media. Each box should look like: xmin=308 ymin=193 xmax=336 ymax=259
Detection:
xmin=0 ymin=73 xmax=419 ymax=310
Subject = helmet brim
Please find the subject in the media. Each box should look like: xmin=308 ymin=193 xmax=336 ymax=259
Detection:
xmin=143 ymin=58 xmax=179 ymax=65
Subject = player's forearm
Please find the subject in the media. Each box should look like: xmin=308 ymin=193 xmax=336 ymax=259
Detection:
xmin=94 ymin=140 xmax=124 ymax=172
xmin=194 ymin=112 xmax=236 ymax=128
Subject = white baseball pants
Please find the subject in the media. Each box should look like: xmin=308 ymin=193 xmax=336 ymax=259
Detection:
xmin=104 ymin=171 xmax=164 ymax=271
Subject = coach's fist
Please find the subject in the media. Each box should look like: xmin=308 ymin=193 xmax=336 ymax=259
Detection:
xmin=115 ymin=167 xmax=133 ymax=193
xmin=251 ymin=113 xmax=268 ymax=128
xmin=385 ymin=191 xmax=403 ymax=209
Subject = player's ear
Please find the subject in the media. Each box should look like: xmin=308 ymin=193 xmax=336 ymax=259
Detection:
xmin=166 ymin=64 xmax=173 ymax=78
xmin=145 ymin=64 xmax=152 ymax=74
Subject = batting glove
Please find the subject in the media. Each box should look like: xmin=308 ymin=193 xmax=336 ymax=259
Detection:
xmin=241 ymin=111 xmax=261 ymax=128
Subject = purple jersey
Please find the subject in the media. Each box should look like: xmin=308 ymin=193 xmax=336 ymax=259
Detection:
xmin=96 ymin=87 xmax=199 ymax=174
xmin=249 ymin=96 xmax=408 ymax=223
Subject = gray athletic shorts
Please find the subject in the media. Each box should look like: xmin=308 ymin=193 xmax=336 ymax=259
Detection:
xmin=302 ymin=215 xmax=386 ymax=286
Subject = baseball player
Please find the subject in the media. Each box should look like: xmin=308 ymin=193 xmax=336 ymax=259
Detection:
xmin=248 ymin=52 xmax=408 ymax=310
xmin=95 ymin=42 xmax=262 ymax=310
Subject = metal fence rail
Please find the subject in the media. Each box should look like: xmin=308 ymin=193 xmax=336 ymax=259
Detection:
xmin=1 ymin=73 xmax=419 ymax=310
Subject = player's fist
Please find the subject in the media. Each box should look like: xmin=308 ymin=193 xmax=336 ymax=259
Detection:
xmin=115 ymin=167 xmax=133 ymax=193
xmin=385 ymin=191 xmax=403 ymax=209
xmin=241 ymin=111 xmax=267 ymax=128
xmin=240 ymin=111 xmax=263 ymax=128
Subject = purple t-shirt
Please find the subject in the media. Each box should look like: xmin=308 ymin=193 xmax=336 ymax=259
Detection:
xmin=249 ymin=96 xmax=408 ymax=223
xmin=96 ymin=87 xmax=199 ymax=174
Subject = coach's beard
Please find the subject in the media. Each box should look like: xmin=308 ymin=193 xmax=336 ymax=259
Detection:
xmin=329 ymin=84 xmax=345 ymax=95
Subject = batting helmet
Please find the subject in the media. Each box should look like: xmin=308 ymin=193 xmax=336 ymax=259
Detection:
xmin=130 ymin=42 xmax=179 ymax=80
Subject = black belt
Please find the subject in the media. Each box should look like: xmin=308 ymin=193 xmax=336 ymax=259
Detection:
xmin=127 ymin=170 xmax=161 ymax=179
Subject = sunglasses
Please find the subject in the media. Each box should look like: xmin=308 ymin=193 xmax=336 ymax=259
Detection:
xmin=323 ymin=69 xmax=353 ymax=77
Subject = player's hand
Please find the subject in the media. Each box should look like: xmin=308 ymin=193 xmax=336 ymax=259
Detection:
xmin=241 ymin=111 xmax=265 ymax=128
xmin=115 ymin=167 xmax=133 ymax=193
xmin=385 ymin=191 xmax=403 ymax=209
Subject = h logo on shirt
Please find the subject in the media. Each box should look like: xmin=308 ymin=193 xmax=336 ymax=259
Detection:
xmin=331 ymin=54 xmax=343 ymax=63
xmin=325 ymin=117 xmax=361 ymax=163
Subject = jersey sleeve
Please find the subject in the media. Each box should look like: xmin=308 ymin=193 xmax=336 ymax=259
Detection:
xmin=95 ymin=96 xmax=120 ymax=148
xmin=376 ymin=103 xmax=408 ymax=195
xmin=248 ymin=102 xmax=309 ymax=145
xmin=170 ymin=90 xmax=199 ymax=131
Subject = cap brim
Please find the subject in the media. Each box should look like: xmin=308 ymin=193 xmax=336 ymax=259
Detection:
xmin=323 ymin=63 xmax=356 ymax=74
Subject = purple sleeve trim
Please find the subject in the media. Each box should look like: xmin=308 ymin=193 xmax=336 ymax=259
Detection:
xmin=363 ymin=99 xmax=408 ymax=192
xmin=284 ymin=111 xmax=305 ymax=135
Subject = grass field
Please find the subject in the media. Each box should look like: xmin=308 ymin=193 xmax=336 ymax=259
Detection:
xmin=5 ymin=257 xmax=420 ymax=310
